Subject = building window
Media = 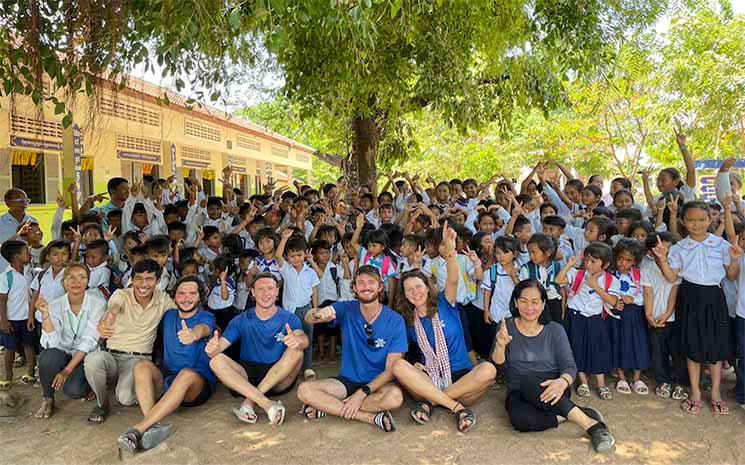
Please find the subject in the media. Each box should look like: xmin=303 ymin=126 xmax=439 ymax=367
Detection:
xmin=185 ymin=119 xmax=221 ymax=142
xmin=271 ymin=145 xmax=289 ymax=158
xmin=100 ymin=96 xmax=160 ymax=127
xmin=237 ymin=135 xmax=261 ymax=152
xmin=11 ymin=152 xmax=45 ymax=203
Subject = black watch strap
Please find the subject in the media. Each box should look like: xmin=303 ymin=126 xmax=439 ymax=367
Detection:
xmin=361 ymin=385 xmax=371 ymax=395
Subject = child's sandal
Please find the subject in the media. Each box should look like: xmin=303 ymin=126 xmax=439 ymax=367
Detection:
xmin=655 ymin=383 xmax=672 ymax=399
xmin=710 ymin=400 xmax=730 ymax=415
xmin=615 ymin=380 xmax=631 ymax=394
xmin=671 ymin=385 xmax=688 ymax=401
xmin=598 ymin=386 xmax=613 ymax=400
xmin=632 ymin=380 xmax=649 ymax=395
xmin=681 ymin=399 xmax=701 ymax=415
xmin=576 ymin=383 xmax=591 ymax=397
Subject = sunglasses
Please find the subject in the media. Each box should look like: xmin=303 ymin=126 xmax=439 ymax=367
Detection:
xmin=363 ymin=323 xmax=376 ymax=347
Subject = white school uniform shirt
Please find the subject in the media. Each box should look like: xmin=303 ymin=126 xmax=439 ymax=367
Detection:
xmin=278 ymin=261 xmax=320 ymax=313
xmin=234 ymin=275 xmax=250 ymax=311
xmin=317 ymin=263 xmax=341 ymax=304
xmin=732 ymin=256 xmax=745 ymax=319
xmin=207 ymin=278 xmax=236 ymax=310
xmin=157 ymin=268 xmax=173 ymax=292
xmin=30 ymin=267 xmax=66 ymax=322
xmin=614 ymin=269 xmax=644 ymax=306
xmin=199 ymin=245 xmax=219 ymax=264
xmin=667 ymin=234 xmax=730 ymax=286
xmin=518 ymin=263 xmax=561 ymax=301
xmin=422 ymin=255 xmax=474 ymax=303
xmin=564 ymin=268 xmax=621 ymax=317
xmin=481 ymin=263 xmax=515 ymax=321
xmin=564 ymin=224 xmax=586 ymax=257
xmin=516 ymin=246 xmax=530 ymax=268
xmin=40 ymin=291 xmax=107 ymax=355
xmin=339 ymin=259 xmax=356 ymax=301
xmin=639 ymin=256 xmax=680 ymax=322
xmin=87 ymin=262 xmax=111 ymax=299
xmin=0 ymin=265 xmax=30 ymax=320
xmin=722 ymin=278 xmax=738 ymax=318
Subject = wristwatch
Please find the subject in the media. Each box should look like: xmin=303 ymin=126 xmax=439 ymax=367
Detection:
xmin=361 ymin=385 xmax=372 ymax=396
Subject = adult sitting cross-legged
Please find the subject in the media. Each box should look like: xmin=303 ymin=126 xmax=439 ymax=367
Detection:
xmin=84 ymin=259 xmax=175 ymax=424
xmin=117 ymin=277 xmax=217 ymax=454
xmin=35 ymin=264 xmax=107 ymax=419
xmin=494 ymin=279 xmax=615 ymax=453
xmin=392 ymin=222 xmax=496 ymax=432
xmin=297 ymin=265 xmax=407 ymax=433
xmin=206 ymin=273 xmax=307 ymax=426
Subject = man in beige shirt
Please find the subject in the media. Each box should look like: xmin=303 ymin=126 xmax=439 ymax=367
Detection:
xmin=84 ymin=259 xmax=174 ymax=424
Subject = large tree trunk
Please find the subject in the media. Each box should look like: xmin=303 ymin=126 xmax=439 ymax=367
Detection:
xmin=349 ymin=114 xmax=379 ymax=189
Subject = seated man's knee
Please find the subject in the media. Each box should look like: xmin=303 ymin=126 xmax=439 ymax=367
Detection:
xmin=475 ymin=363 xmax=497 ymax=383
xmin=133 ymin=360 xmax=155 ymax=377
xmin=115 ymin=382 xmax=137 ymax=406
xmin=209 ymin=354 xmax=228 ymax=373
xmin=174 ymin=368 xmax=200 ymax=385
xmin=391 ymin=358 xmax=410 ymax=377
xmin=381 ymin=385 xmax=404 ymax=409
xmin=297 ymin=381 xmax=315 ymax=403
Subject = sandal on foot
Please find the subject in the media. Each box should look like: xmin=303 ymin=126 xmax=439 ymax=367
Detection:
xmin=710 ymin=400 xmax=730 ymax=415
xmin=20 ymin=374 xmax=36 ymax=385
xmin=303 ymin=369 xmax=317 ymax=382
xmin=655 ymin=383 xmax=672 ymax=399
xmin=13 ymin=354 xmax=25 ymax=368
xmin=267 ymin=401 xmax=287 ymax=426
xmin=453 ymin=404 xmax=476 ymax=433
xmin=302 ymin=404 xmax=327 ymax=420
xmin=87 ymin=404 xmax=108 ymax=424
xmin=232 ymin=404 xmax=258 ymax=424
xmin=632 ymin=380 xmax=649 ymax=395
xmin=117 ymin=429 xmax=143 ymax=455
xmin=34 ymin=398 xmax=54 ymax=419
xmin=598 ymin=386 xmax=613 ymax=400
xmin=141 ymin=423 xmax=174 ymax=450
xmin=576 ymin=383 xmax=591 ymax=397
xmin=672 ymin=385 xmax=688 ymax=401
xmin=681 ymin=399 xmax=701 ymax=415
xmin=0 ymin=380 xmax=10 ymax=391
xmin=373 ymin=410 xmax=396 ymax=433
xmin=410 ymin=400 xmax=434 ymax=425
xmin=615 ymin=380 xmax=631 ymax=394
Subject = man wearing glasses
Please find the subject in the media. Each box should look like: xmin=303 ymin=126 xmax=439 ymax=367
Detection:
xmin=298 ymin=265 xmax=406 ymax=433
xmin=0 ymin=188 xmax=37 ymax=269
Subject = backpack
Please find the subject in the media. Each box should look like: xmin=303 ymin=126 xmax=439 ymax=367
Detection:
xmin=362 ymin=250 xmax=394 ymax=279
xmin=486 ymin=264 xmax=509 ymax=297
xmin=527 ymin=261 xmax=561 ymax=297
xmin=568 ymin=269 xmax=618 ymax=320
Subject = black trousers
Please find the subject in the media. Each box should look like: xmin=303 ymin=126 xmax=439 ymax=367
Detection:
xmin=38 ymin=348 xmax=90 ymax=400
xmin=505 ymin=375 xmax=576 ymax=432
xmin=648 ymin=322 xmax=688 ymax=386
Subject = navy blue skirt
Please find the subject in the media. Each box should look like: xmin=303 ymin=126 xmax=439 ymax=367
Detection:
xmin=676 ymin=280 xmax=732 ymax=364
xmin=609 ymin=303 xmax=651 ymax=370
xmin=566 ymin=310 xmax=612 ymax=374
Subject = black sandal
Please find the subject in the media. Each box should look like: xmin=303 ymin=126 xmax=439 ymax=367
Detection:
xmin=117 ymin=428 xmax=143 ymax=455
xmin=410 ymin=400 xmax=434 ymax=425
xmin=302 ymin=403 xmax=327 ymax=420
xmin=453 ymin=403 xmax=476 ymax=433
xmin=87 ymin=405 xmax=108 ymax=424
xmin=373 ymin=410 xmax=397 ymax=433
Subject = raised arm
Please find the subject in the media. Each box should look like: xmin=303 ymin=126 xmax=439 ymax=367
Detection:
xmin=440 ymin=222 xmax=459 ymax=306
xmin=676 ymin=132 xmax=696 ymax=189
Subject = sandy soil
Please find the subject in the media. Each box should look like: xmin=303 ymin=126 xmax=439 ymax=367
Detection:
xmin=1 ymin=365 xmax=744 ymax=465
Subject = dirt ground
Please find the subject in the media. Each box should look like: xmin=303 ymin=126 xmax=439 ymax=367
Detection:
xmin=1 ymin=364 xmax=744 ymax=465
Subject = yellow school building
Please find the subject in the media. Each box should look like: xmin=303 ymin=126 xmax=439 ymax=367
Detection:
xmin=0 ymin=75 xmax=315 ymax=227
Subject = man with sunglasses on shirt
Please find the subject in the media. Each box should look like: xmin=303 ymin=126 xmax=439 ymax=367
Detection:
xmin=298 ymin=265 xmax=407 ymax=433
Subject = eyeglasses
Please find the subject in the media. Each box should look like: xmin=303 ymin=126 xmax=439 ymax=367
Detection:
xmin=363 ymin=323 xmax=375 ymax=347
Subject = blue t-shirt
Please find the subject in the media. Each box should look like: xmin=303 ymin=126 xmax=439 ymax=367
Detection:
xmin=405 ymin=293 xmax=473 ymax=373
xmin=223 ymin=307 xmax=302 ymax=365
xmin=330 ymin=300 xmax=407 ymax=384
xmin=161 ymin=309 xmax=216 ymax=385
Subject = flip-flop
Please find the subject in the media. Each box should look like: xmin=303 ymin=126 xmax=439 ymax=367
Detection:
xmin=303 ymin=369 xmax=317 ymax=381
xmin=301 ymin=403 xmax=327 ymax=420
xmin=20 ymin=375 xmax=36 ymax=385
xmin=681 ymin=399 xmax=701 ymax=415
xmin=141 ymin=423 xmax=174 ymax=450
xmin=233 ymin=404 xmax=258 ymax=424
xmin=598 ymin=386 xmax=613 ymax=400
xmin=576 ymin=383 xmax=591 ymax=397
xmin=710 ymin=400 xmax=730 ymax=415
xmin=88 ymin=404 xmax=108 ymax=424
xmin=0 ymin=381 xmax=10 ymax=391
xmin=615 ymin=380 xmax=631 ymax=394
xmin=373 ymin=410 xmax=396 ymax=433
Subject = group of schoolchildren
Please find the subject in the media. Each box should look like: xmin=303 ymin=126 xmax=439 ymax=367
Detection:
xmin=2 ymin=133 xmax=745 ymax=421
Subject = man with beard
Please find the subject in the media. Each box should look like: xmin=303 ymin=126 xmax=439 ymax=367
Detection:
xmin=207 ymin=273 xmax=307 ymax=426
xmin=297 ymin=265 xmax=406 ymax=433
xmin=117 ymin=277 xmax=216 ymax=454
xmin=84 ymin=259 xmax=174 ymax=424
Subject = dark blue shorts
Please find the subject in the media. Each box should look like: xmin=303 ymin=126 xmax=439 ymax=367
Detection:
xmin=0 ymin=320 xmax=37 ymax=352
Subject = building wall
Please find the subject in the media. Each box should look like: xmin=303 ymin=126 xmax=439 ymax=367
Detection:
xmin=0 ymin=82 xmax=313 ymax=203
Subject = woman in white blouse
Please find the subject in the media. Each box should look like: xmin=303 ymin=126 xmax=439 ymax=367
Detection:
xmin=34 ymin=263 xmax=107 ymax=419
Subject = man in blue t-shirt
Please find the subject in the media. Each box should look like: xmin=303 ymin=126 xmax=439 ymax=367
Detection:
xmin=298 ymin=265 xmax=406 ymax=433
xmin=117 ymin=277 xmax=216 ymax=454
xmin=206 ymin=273 xmax=307 ymax=426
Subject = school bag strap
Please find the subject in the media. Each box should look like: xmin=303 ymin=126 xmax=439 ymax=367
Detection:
xmin=329 ymin=265 xmax=340 ymax=296
xmin=631 ymin=267 xmax=641 ymax=295
xmin=5 ymin=270 xmax=13 ymax=291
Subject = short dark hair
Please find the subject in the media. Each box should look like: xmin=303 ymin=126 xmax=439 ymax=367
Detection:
xmin=614 ymin=238 xmax=645 ymax=265
xmin=566 ymin=179 xmax=584 ymax=192
xmin=0 ymin=240 xmax=27 ymax=262
xmin=611 ymin=177 xmax=632 ymax=190
xmin=542 ymin=215 xmax=566 ymax=230
xmin=509 ymin=279 xmax=548 ymax=317
xmin=107 ymin=177 xmax=128 ymax=195
xmin=513 ymin=215 xmax=532 ymax=233
xmin=403 ymin=234 xmax=425 ymax=250
xmin=42 ymin=240 xmax=71 ymax=264
xmin=494 ymin=235 xmax=520 ymax=255
xmin=202 ymin=225 xmax=220 ymax=240
xmin=106 ymin=209 xmax=123 ymax=220
xmin=285 ymin=236 xmax=308 ymax=254
xmin=87 ymin=239 xmax=109 ymax=256
xmin=584 ymin=241 xmax=614 ymax=266
xmin=310 ymin=240 xmax=332 ymax=254
xmin=644 ymin=231 xmax=675 ymax=251
xmin=207 ymin=196 xmax=223 ymax=208
xmin=171 ymin=276 xmax=207 ymax=302
xmin=167 ymin=221 xmax=187 ymax=234
xmin=616 ymin=208 xmax=642 ymax=222
xmin=145 ymin=235 xmax=170 ymax=255
xmin=132 ymin=258 xmax=162 ymax=279
xmin=527 ymin=233 xmax=556 ymax=259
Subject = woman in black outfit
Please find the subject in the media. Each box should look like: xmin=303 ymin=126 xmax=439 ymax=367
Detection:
xmin=492 ymin=279 xmax=615 ymax=453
